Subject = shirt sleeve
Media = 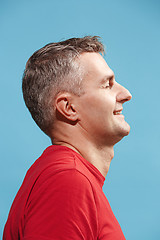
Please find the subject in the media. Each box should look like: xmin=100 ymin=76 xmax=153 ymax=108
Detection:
xmin=23 ymin=169 xmax=98 ymax=240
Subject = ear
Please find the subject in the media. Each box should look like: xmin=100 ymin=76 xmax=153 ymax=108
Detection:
xmin=55 ymin=92 xmax=79 ymax=122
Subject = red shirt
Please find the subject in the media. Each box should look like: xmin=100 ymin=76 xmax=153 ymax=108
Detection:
xmin=3 ymin=145 xmax=126 ymax=240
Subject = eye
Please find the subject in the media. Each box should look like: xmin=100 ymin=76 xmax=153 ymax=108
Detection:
xmin=104 ymin=81 xmax=110 ymax=88
xmin=104 ymin=79 xmax=114 ymax=88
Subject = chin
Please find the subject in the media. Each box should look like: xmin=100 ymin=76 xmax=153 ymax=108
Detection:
xmin=115 ymin=122 xmax=131 ymax=143
xmin=114 ymin=117 xmax=131 ymax=136
xmin=120 ymin=123 xmax=131 ymax=137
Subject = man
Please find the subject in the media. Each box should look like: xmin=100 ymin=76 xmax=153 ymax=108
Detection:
xmin=3 ymin=36 xmax=132 ymax=239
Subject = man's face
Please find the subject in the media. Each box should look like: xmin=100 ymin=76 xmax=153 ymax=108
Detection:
xmin=76 ymin=52 xmax=132 ymax=146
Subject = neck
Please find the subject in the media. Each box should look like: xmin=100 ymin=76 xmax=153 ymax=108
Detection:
xmin=51 ymin=127 xmax=114 ymax=178
xmin=68 ymin=142 xmax=114 ymax=178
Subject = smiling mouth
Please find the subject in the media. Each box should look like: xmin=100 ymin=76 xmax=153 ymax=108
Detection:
xmin=113 ymin=109 xmax=123 ymax=115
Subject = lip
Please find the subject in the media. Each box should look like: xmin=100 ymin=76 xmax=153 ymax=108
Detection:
xmin=115 ymin=114 xmax=124 ymax=118
xmin=113 ymin=108 xmax=123 ymax=115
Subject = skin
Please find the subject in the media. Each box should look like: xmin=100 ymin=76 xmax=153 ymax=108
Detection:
xmin=51 ymin=52 xmax=132 ymax=177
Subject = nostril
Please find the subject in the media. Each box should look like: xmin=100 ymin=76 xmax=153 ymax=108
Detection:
xmin=126 ymin=93 xmax=132 ymax=101
xmin=116 ymin=90 xmax=132 ymax=103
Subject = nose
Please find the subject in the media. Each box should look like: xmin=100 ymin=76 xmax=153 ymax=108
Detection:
xmin=116 ymin=83 xmax=132 ymax=103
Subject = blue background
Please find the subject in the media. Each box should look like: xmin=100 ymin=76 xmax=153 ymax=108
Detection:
xmin=1 ymin=0 xmax=160 ymax=239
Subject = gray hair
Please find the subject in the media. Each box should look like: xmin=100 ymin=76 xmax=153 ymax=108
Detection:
xmin=22 ymin=36 xmax=105 ymax=135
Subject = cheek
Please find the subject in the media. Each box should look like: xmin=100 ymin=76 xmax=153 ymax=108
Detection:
xmin=79 ymin=93 xmax=115 ymax=120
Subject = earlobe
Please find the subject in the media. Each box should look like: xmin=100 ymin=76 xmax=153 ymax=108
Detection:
xmin=55 ymin=93 xmax=78 ymax=122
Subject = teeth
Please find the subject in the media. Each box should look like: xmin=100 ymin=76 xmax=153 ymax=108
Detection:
xmin=114 ymin=111 xmax=122 ymax=115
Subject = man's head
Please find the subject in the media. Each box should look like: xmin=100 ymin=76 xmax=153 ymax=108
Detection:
xmin=22 ymin=36 xmax=104 ymax=135
xmin=22 ymin=36 xmax=132 ymax=146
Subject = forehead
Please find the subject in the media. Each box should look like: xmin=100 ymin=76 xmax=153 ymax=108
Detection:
xmin=79 ymin=52 xmax=114 ymax=83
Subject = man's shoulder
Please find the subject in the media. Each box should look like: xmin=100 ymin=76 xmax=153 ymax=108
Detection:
xmin=25 ymin=145 xmax=90 ymax=187
xmin=25 ymin=147 xmax=95 ymax=210
xmin=29 ymin=145 xmax=77 ymax=176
